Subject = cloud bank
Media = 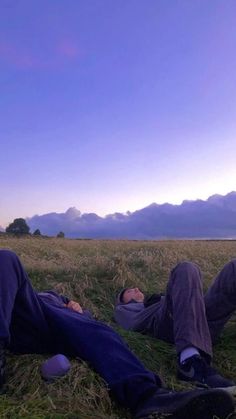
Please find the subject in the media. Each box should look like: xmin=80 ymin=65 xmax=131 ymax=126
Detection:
xmin=26 ymin=191 xmax=236 ymax=239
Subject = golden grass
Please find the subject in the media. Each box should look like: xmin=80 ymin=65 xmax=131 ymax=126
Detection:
xmin=0 ymin=236 xmax=235 ymax=418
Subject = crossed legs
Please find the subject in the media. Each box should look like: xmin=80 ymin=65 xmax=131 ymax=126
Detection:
xmin=156 ymin=260 xmax=236 ymax=358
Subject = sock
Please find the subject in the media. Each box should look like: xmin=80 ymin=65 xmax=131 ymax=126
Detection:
xmin=180 ymin=347 xmax=200 ymax=364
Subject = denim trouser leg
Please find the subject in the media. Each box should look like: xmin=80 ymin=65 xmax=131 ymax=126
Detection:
xmin=0 ymin=250 xmax=51 ymax=351
xmin=155 ymin=260 xmax=236 ymax=359
xmin=0 ymin=250 xmax=161 ymax=411
xmin=205 ymin=259 xmax=236 ymax=343
xmin=41 ymin=303 xmax=161 ymax=410
xmin=156 ymin=262 xmax=213 ymax=358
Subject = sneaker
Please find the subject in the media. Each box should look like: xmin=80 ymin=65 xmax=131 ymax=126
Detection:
xmin=177 ymin=355 xmax=235 ymax=392
xmin=0 ymin=342 xmax=6 ymax=392
xmin=133 ymin=387 xmax=234 ymax=419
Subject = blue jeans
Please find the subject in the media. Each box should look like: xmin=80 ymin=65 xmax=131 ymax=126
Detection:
xmin=155 ymin=261 xmax=236 ymax=359
xmin=0 ymin=250 xmax=161 ymax=410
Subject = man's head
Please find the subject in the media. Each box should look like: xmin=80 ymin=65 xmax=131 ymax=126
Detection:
xmin=120 ymin=287 xmax=145 ymax=304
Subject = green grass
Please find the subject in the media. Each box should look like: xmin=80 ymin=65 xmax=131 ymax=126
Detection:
xmin=0 ymin=236 xmax=236 ymax=418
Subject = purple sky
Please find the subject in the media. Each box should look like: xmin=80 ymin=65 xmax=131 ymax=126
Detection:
xmin=1 ymin=0 xmax=236 ymax=227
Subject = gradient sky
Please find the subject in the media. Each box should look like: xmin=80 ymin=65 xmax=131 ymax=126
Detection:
xmin=1 ymin=0 xmax=236 ymax=227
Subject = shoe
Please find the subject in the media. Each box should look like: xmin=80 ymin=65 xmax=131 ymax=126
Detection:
xmin=0 ymin=342 xmax=6 ymax=392
xmin=177 ymin=355 xmax=236 ymax=392
xmin=41 ymin=354 xmax=71 ymax=381
xmin=133 ymin=387 xmax=234 ymax=419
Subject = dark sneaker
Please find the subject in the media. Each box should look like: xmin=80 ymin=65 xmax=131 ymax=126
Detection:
xmin=0 ymin=343 xmax=6 ymax=392
xmin=133 ymin=387 xmax=234 ymax=419
xmin=177 ymin=355 xmax=235 ymax=393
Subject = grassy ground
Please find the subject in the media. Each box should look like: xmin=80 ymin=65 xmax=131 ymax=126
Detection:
xmin=0 ymin=236 xmax=236 ymax=418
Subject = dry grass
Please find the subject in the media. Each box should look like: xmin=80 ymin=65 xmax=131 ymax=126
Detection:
xmin=0 ymin=236 xmax=236 ymax=418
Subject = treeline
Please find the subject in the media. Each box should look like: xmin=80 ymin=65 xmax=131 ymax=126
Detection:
xmin=3 ymin=218 xmax=65 ymax=238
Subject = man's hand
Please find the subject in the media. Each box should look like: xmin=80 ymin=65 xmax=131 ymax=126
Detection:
xmin=66 ymin=300 xmax=83 ymax=313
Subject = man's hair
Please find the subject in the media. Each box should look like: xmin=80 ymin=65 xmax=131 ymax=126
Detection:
xmin=115 ymin=287 xmax=129 ymax=305
xmin=119 ymin=288 xmax=127 ymax=303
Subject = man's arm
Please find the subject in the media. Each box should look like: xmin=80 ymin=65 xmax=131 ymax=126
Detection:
xmin=63 ymin=299 xmax=93 ymax=319
xmin=114 ymin=302 xmax=144 ymax=330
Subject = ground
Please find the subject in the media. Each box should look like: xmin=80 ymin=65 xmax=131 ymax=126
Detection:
xmin=0 ymin=236 xmax=235 ymax=418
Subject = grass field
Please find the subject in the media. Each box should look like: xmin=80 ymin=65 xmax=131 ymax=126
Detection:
xmin=0 ymin=236 xmax=236 ymax=419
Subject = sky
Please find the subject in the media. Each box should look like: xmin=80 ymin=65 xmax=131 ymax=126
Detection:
xmin=1 ymin=0 xmax=236 ymax=227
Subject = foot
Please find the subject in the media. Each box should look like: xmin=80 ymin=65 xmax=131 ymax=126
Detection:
xmin=0 ymin=343 xmax=6 ymax=392
xmin=177 ymin=355 xmax=235 ymax=393
xmin=133 ymin=387 xmax=234 ymax=419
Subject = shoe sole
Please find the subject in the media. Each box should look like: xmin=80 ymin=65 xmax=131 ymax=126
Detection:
xmin=138 ymin=389 xmax=235 ymax=419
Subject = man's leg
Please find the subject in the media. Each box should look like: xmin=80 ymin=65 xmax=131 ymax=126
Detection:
xmin=0 ymin=251 xmax=234 ymax=418
xmin=41 ymin=303 xmax=235 ymax=419
xmin=0 ymin=250 xmax=55 ymax=391
xmin=41 ymin=303 xmax=161 ymax=411
xmin=157 ymin=261 xmax=213 ymax=357
xmin=205 ymin=259 xmax=236 ymax=343
xmin=0 ymin=250 xmax=172 ymax=413
xmin=0 ymin=250 xmax=53 ymax=354
xmin=156 ymin=262 xmax=235 ymax=390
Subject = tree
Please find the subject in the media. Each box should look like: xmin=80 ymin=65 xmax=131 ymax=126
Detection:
xmin=57 ymin=231 xmax=65 ymax=238
xmin=6 ymin=218 xmax=30 ymax=235
xmin=33 ymin=229 xmax=41 ymax=236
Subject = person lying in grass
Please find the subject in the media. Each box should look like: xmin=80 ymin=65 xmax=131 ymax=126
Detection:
xmin=115 ymin=260 xmax=236 ymax=395
xmin=0 ymin=251 xmax=234 ymax=419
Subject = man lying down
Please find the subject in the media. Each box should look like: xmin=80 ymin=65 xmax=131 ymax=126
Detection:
xmin=0 ymin=250 xmax=235 ymax=419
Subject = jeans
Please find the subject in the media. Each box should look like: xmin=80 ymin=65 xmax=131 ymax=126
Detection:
xmin=0 ymin=250 xmax=161 ymax=410
xmin=155 ymin=260 xmax=236 ymax=359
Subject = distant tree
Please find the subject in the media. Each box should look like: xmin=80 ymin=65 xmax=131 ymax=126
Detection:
xmin=33 ymin=229 xmax=41 ymax=236
xmin=6 ymin=218 xmax=30 ymax=235
xmin=57 ymin=231 xmax=65 ymax=238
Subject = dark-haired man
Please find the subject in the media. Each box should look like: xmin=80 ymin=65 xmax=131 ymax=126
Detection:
xmin=115 ymin=261 xmax=236 ymax=395
xmin=0 ymin=250 xmax=234 ymax=419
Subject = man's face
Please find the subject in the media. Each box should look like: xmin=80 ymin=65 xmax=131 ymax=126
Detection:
xmin=122 ymin=287 xmax=144 ymax=304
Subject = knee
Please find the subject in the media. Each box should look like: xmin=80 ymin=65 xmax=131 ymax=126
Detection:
xmin=229 ymin=259 xmax=236 ymax=277
xmin=0 ymin=249 xmax=18 ymax=264
xmin=174 ymin=261 xmax=200 ymax=273
xmin=229 ymin=259 xmax=236 ymax=270
xmin=171 ymin=261 xmax=201 ymax=284
xmin=222 ymin=259 xmax=236 ymax=279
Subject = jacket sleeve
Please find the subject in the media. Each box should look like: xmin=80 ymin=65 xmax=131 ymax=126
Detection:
xmin=114 ymin=303 xmax=146 ymax=331
xmin=61 ymin=296 xmax=93 ymax=317
xmin=114 ymin=301 xmax=163 ymax=335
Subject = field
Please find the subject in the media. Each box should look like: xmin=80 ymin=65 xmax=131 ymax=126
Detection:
xmin=0 ymin=236 xmax=236 ymax=419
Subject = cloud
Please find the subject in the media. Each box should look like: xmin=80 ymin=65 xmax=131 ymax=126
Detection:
xmin=27 ymin=191 xmax=236 ymax=239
